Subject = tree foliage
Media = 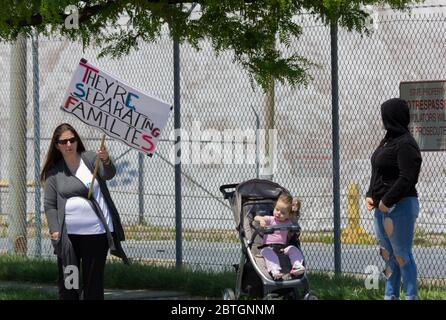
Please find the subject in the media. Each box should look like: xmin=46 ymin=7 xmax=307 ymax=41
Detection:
xmin=0 ymin=0 xmax=420 ymax=90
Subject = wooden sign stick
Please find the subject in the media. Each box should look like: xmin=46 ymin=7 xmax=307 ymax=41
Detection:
xmin=88 ymin=134 xmax=106 ymax=199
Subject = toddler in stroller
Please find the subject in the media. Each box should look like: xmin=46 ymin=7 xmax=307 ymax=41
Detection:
xmin=220 ymin=179 xmax=316 ymax=300
xmin=254 ymin=194 xmax=305 ymax=280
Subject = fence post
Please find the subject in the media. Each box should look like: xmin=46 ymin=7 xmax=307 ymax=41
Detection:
xmin=32 ymin=31 xmax=41 ymax=256
xmin=260 ymin=80 xmax=275 ymax=180
xmin=174 ymin=38 xmax=182 ymax=267
xmin=138 ymin=152 xmax=145 ymax=225
xmin=251 ymin=106 xmax=260 ymax=178
xmin=8 ymin=34 xmax=28 ymax=255
xmin=331 ymin=21 xmax=342 ymax=275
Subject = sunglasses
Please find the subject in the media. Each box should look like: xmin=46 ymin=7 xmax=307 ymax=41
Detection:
xmin=57 ymin=137 xmax=77 ymax=145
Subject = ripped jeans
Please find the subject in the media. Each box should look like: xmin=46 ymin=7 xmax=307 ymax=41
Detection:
xmin=374 ymin=197 xmax=419 ymax=300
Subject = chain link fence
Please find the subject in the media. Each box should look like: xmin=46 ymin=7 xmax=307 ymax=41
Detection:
xmin=1 ymin=7 xmax=446 ymax=283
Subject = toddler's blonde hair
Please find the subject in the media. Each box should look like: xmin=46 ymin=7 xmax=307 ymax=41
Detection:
xmin=276 ymin=193 xmax=301 ymax=218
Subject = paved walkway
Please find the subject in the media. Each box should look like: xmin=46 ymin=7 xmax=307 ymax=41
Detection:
xmin=0 ymin=280 xmax=208 ymax=300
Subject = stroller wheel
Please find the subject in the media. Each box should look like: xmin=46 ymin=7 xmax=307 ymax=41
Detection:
xmin=222 ymin=288 xmax=236 ymax=300
xmin=303 ymin=292 xmax=318 ymax=300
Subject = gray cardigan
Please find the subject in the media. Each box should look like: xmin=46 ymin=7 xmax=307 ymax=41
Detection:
xmin=44 ymin=151 xmax=129 ymax=268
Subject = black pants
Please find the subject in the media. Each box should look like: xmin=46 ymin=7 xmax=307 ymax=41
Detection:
xmin=57 ymin=233 xmax=109 ymax=300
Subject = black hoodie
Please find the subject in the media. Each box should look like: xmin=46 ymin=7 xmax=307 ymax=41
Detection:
xmin=366 ymin=98 xmax=422 ymax=208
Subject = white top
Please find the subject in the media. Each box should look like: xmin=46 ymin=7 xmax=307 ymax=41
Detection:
xmin=65 ymin=159 xmax=114 ymax=235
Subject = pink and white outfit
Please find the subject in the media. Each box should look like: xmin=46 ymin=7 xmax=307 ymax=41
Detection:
xmin=260 ymin=216 xmax=305 ymax=278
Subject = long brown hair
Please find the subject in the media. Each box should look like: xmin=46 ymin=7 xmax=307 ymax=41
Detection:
xmin=40 ymin=123 xmax=86 ymax=183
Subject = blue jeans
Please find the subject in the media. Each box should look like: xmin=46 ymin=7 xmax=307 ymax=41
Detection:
xmin=373 ymin=197 xmax=419 ymax=300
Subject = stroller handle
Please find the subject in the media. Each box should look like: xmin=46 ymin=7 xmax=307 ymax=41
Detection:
xmin=251 ymin=221 xmax=300 ymax=240
xmin=219 ymin=183 xmax=239 ymax=199
xmin=249 ymin=222 xmax=301 ymax=248
xmin=263 ymin=224 xmax=301 ymax=234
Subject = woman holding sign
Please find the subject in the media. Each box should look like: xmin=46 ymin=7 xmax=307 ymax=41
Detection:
xmin=41 ymin=123 xmax=129 ymax=300
xmin=365 ymin=98 xmax=422 ymax=300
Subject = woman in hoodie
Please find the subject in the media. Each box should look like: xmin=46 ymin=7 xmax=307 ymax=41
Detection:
xmin=365 ymin=98 xmax=422 ymax=300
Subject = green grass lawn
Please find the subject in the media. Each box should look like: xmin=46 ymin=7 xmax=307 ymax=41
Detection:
xmin=0 ymin=287 xmax=56 ymax=300
xmin=308 ymin=272 xmax=446 ymax=300
xmin=1 ymin=254 xmax=446 ymax=300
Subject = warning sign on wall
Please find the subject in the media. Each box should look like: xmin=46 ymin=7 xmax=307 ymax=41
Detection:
xmin=400 ymin=81 xmax=446 ymax=151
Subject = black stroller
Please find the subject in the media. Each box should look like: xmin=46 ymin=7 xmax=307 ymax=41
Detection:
xmin=220 ymin=179 xmax=316 ymax=300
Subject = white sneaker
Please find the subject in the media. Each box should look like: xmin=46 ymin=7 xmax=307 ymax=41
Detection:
xmin=290 ymin=262 xmax=305 ymax=277
xmin=270 ymin=269 xmax=283 ymax=280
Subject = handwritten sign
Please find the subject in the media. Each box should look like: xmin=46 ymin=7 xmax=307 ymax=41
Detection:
xmin=400 ymin=80 xmax=446 ymax=151
xmin=61 ymin=60 xmax=172 ymax=155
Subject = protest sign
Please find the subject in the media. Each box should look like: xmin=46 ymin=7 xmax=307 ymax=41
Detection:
xmin=62 ymin=59 xmax=172 ymax=156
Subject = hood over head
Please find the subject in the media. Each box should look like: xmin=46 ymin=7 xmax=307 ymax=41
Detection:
xmin=381 ymin=98 xmax=410 ymax=138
